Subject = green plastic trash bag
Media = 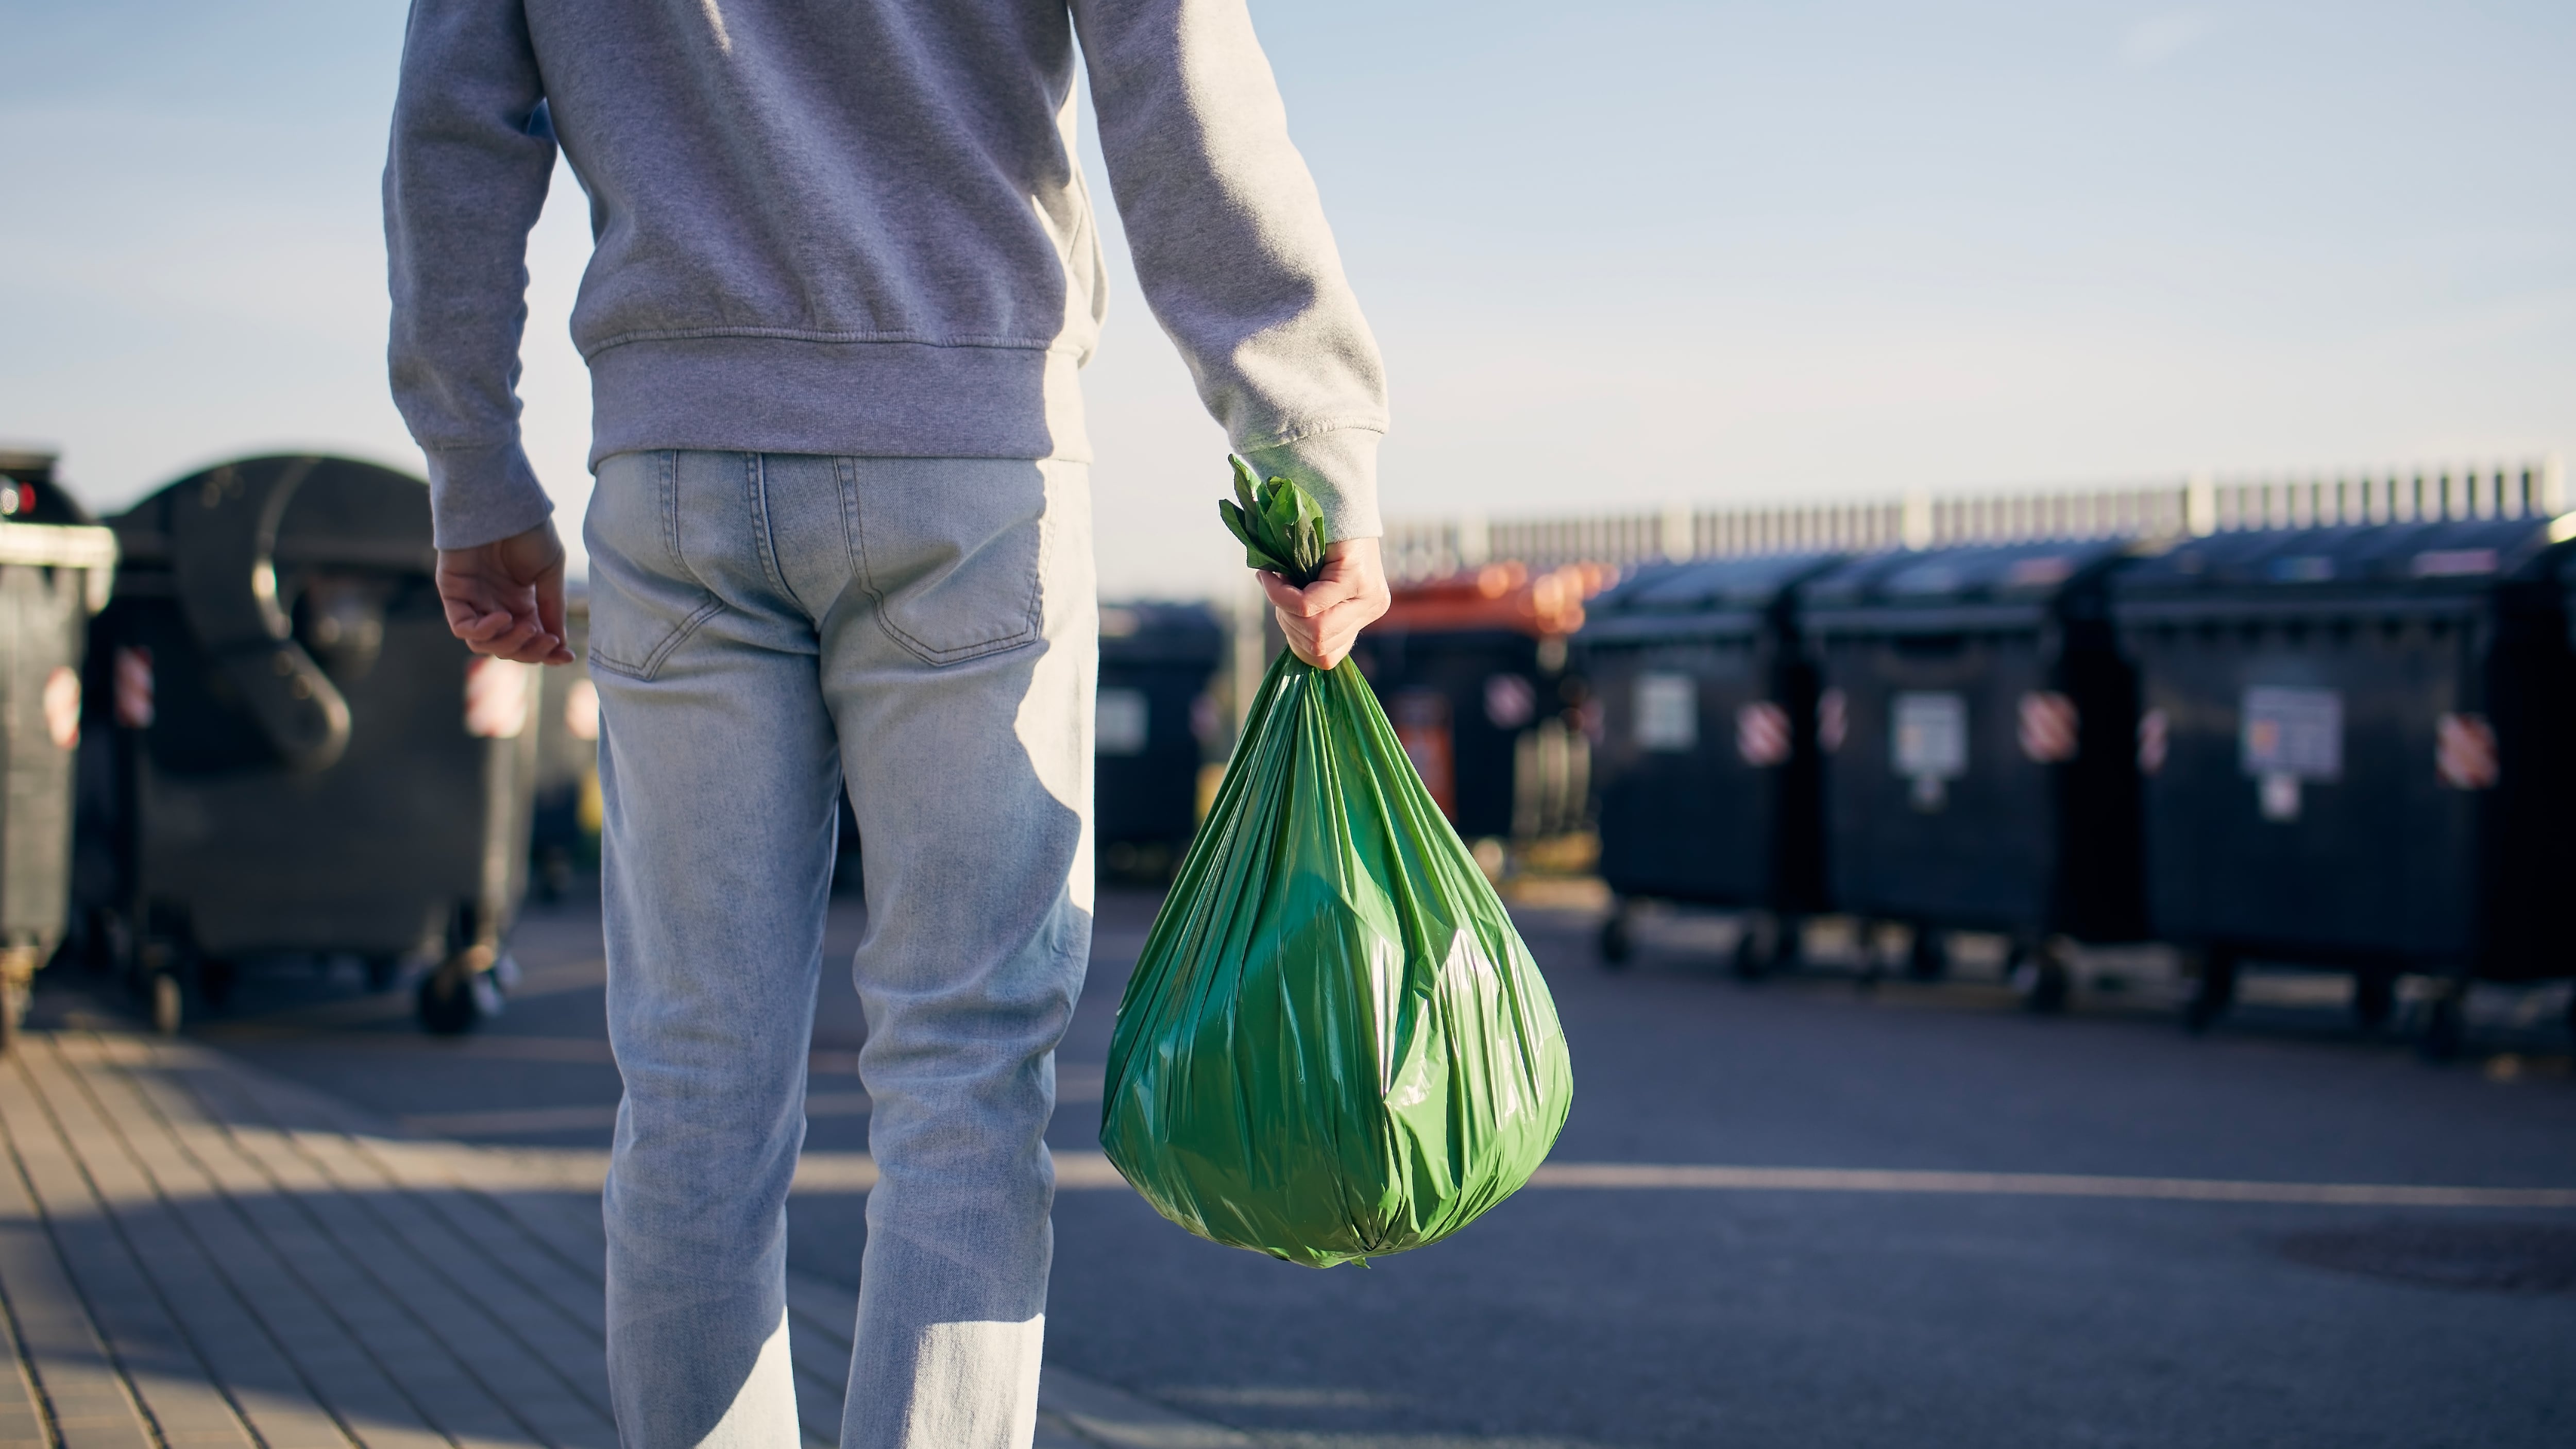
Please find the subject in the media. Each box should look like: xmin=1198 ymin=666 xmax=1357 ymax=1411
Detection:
xmin=1099 ymin=463 xmax=1573 ymax=1268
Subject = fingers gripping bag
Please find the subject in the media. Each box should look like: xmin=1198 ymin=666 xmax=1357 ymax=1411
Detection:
xmin=1100 ymin=463 xmax=1573 ymax=1268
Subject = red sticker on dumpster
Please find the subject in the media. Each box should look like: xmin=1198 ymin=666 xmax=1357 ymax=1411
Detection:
xmin=114 ymin=646 xmax=154 ymax=729
xmin=2017 ymin=691 xmax=2078 ymax=763
xmin=1484 ymin=673 xmax=1537 ymax=730
xmin=2435 ymin=712 xmax=2497 ymax=790
xmin=1736 ymin=701 xmax=1790 ymax=767
xmin=1817 ymin=688 xmax=1848 ymax=754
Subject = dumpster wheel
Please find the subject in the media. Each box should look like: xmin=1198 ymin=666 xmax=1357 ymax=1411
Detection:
xmin=1729 ymin=916 xmax=1773 ymax=981
xmin=150 ymin=973 xmax=183 ymax=1037
xmin=418 ymin=946 xmax=497 ymax=1035
xmin=1598 ymin=909 xmax=1634 ymax=971
xmin=2418 ymin=981 xmax=2468 ymax=1063
xmin=0 ymin=947 xmax=34 ymax=1057
xmin=2014 ymin=941 xmax=2072 ymax=1014
xmin=2182 ymin=949 xmax=2238 ymax=1034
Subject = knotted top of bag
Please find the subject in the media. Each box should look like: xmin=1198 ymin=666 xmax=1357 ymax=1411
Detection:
xmin=1217 ymin=457 xmax=1328 ymax=588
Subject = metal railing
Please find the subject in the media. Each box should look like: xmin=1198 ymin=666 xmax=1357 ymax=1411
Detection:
xmin=1384 ymin=456 xmax=2566 ymax=582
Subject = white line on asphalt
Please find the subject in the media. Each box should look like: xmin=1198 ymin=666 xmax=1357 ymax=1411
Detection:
xmin=339 ymin=1141 xmax=2576 ymax=1210
xmin=809 ymin=1154 xmax=2576 ymax=1206
xmin=1522 ymin=1162 xmax=2576 ymax=1207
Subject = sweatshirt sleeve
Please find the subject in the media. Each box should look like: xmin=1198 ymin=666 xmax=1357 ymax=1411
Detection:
xmin=1069 ymin=0 xmax=1391 ymax=541
xmin=383 ymin=0 xmax=560 ymax=551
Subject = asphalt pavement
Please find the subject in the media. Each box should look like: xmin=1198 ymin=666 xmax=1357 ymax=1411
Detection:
xmin=37 ymin=881 xmax=2576 ymax=1449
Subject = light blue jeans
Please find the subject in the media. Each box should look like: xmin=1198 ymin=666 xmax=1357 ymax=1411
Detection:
xmin=583 ymin=450 xmax=1095 ymax=1449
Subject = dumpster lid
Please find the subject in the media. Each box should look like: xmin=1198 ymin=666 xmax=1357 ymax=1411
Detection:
xmin=1099 ymin=600 xmax=1225 ymax=664
xmin=1379 ymin=562 xmax=1611 ymax=638
xmin=1579 ymin=553 xmax=1841 ymax=643
xmin=110 ymin=455 xmax=437 ymax=572
xmin=2112 ymin=518 xmax=2566 ymax=606
xmin=1800 ymin=538 xmax=2134 ymax=633
xmin=0 ymin=448 xmax=99 ymax=526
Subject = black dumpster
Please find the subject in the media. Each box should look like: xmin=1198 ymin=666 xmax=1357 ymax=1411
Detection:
xmin=1801 ymin=539 xmax=2146 ymax=1002
xmin=0 ymin=450 xmax=120 ymax=1048
xmin=75 ymin=455 xmax=539 ymax=1034
xmin=1351 ymin=629 xmax=1547 ymax=844
xmin=1095 ymin=602 xmax=1224 ymax=880
xmin=2112 ymin=518 xmax=2576 ymax=1049
xmin=1578 ymin=553 xmax=1841 ymax=974
xmin=1352 ymin=565 xmax=1602 ymax=849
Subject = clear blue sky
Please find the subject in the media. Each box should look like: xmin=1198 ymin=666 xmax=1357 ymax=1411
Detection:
xmin=3 ymin=1 xmax=2568 ymax=597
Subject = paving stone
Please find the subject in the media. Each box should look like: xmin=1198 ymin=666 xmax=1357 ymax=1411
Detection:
xmin=3 ymin=1026 xmax=1259 ymax=1449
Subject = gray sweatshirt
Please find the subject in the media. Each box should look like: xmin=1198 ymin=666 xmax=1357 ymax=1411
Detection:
xmin=385 ymin=0 xmax=1387 ymax=550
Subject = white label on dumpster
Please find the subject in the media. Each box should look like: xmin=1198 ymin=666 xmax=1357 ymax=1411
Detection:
xmin=1893 ymin=692 xmax=1968 ymax=781
xmin=1636 ymin=673 xmax=1697 ymax=752
xmin=1096 ymin=688 xmax=1149 ymax=756
xmin=2240 ymin=686 xmax=2341 ymax=781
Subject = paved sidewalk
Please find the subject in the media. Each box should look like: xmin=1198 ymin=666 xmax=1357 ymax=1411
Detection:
xmin=0 ymin=1030 xmax=1245 ymax=1449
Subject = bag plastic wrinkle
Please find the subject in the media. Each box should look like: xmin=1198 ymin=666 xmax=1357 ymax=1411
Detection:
xmin=1100 ymin=464 xmax=1573 ymax=1268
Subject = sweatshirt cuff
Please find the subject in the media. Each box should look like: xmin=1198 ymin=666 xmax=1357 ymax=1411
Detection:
xmin=1240 ymin=428 xmax=1383 ymax=544
xmin=425 ymin=442 xmax=556 ymax=550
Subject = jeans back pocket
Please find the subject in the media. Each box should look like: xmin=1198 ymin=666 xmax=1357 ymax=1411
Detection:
xmin=584 ymin=452 xmax=724 ymax=680
xmin=845 ymin=457 xmax=1047 ymax=667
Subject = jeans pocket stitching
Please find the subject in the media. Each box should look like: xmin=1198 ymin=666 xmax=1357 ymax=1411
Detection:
xmin=589 ymin=450 xmax=725 ymax=681
xmin=870 ymin=604 xmax=1040 ymax=666
xmin=588 ymin=594 xmax=725 ymax=681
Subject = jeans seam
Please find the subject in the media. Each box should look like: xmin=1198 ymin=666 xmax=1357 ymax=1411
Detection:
xmin=835 ymin=456 xmax=862 ymax=585
xmin=658 ymin=451 xmax=682 ymax=571
xmin=746 ymin=453 xmax=798 ymax=611
xmin=1030 ymin=467 xmax=1054 ymax=645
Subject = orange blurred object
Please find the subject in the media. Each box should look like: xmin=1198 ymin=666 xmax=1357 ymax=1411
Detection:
xmin=1376 ymin=561 xmax=1617 ymax=638
xmin=1386 ymin=690 xmax=1458 ymax=820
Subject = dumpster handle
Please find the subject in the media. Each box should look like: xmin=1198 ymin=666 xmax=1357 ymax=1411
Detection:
xmin=170 ymin=457 xmax=352 ymax=771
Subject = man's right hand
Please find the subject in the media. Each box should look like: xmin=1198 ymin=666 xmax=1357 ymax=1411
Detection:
xmin=436 ymin=521 xmax=576 ymax=666
xmin=1258 ymin=537 xmax=1391 ymax=671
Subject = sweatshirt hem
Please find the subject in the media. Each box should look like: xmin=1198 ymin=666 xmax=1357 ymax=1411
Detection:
xmin=587 ymin=335 xmax=1092 ymax=471
xmin=582 ymin=325 xmax=1066 ymax=356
